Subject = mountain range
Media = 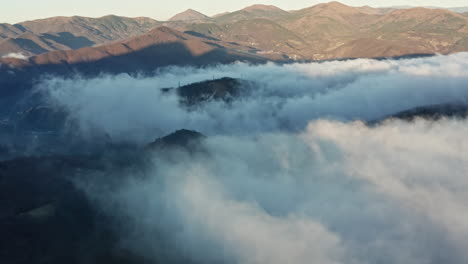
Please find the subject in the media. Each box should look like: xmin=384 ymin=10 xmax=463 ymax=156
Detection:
xmin=0 ymin=16 xmax=161 ymax=56
xmin=1 ymin=1 xmax=468 ymax=71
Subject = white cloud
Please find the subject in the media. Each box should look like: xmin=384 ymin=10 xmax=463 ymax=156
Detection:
xmin=303 ymin=118 xmax=468 ymax=258
xmin=2 ymin=52 xmax=29 ymax=60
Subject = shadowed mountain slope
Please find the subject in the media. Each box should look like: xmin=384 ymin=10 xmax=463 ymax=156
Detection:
xmin=0 ymin=24 xmax=25 ymax=38
xmin=0 ymin=32 xmax=95 ymax=56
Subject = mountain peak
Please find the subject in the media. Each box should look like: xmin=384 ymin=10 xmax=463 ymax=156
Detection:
xmin=169 ymin=9 xmax=209 ymax=21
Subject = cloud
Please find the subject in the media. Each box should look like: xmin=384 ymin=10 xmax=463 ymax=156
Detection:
xmin=304 ymin=119 xmax=468 ymax=254
xmin=38 ymin=53 xmax=468 ymax=143
xmin=2 ymin=52 xmax=29 ymax=60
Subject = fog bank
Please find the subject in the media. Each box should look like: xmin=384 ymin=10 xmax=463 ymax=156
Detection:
xmin=31 ymin=53 xmax=468 ymax=263
xmin=39 ymin=53 xmax=468 ymax=143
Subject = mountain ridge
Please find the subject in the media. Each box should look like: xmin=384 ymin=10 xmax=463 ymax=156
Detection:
xmin=1 ymin=2 xmax=468 ymax=63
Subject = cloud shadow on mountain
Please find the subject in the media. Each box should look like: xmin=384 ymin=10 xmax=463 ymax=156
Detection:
xmin=42 ymin=32 xmax=95 ymax=50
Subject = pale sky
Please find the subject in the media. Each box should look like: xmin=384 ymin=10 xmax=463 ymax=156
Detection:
xmin=1 ymin=0 xmax=467 ymax=24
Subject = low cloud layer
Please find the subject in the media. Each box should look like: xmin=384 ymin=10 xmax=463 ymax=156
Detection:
xmin=35 ymin=53 xmax=468 ymax=263
xmin=39 ymin=53 xmax=468 ymax=143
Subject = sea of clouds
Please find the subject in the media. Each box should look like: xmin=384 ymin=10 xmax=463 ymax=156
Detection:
xmin=37 ymin=53 xmax=468 ymax=264
xmin=39 ymin=53 xmax=468 ymax=143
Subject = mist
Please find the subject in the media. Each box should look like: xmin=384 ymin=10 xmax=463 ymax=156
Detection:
xmin=39 ymin=53 xmax=468 ymax=143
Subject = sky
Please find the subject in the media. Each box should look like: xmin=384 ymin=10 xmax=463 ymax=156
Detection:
xmin=1 ymin=0 xmax=467 ymax=23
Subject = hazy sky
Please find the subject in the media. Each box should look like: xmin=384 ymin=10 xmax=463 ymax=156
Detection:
xmin=1 ymin=0 xmax=467 ymax=23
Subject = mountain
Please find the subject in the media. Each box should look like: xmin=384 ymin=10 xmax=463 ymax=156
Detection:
xmin=169 ymin=9 xmax=210 ymax=21
xmin=2 ymin=2 xmax=468 ymax=63
xmin=193 ymin=2 xmax=468 ymax=60
xmin=0 ymin=15 xmax=161 ymax=56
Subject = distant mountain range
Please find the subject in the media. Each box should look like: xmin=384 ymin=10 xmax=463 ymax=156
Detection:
xmin=1 ymin=1 xmax=468 ymax=71
xmin=388 ymin=5 xmax=468 ymax=13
